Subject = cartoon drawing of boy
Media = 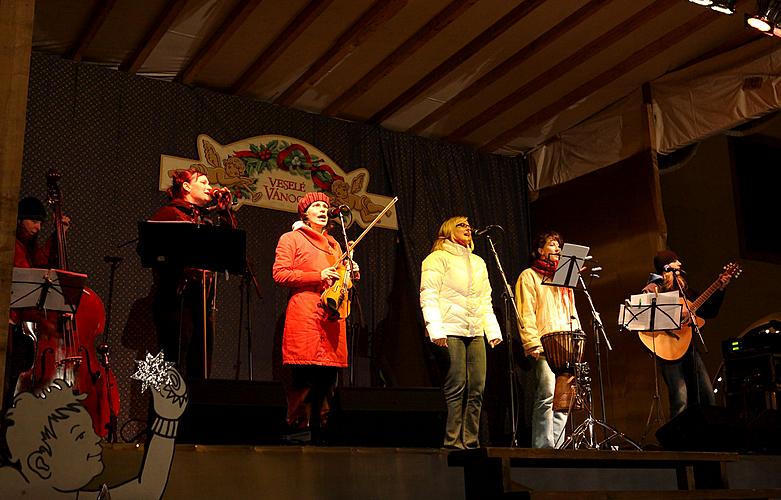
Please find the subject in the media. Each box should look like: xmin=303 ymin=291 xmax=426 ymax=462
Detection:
xmin=0 ymin=365 xmax=187 ymax=499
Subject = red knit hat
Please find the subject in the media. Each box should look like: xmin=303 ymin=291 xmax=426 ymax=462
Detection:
xmin=297 ymin=191 xmax=331 ymax=215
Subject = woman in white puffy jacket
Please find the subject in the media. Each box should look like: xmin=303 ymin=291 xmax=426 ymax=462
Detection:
xmin=420 ymin=216 xmax=503 ymax=449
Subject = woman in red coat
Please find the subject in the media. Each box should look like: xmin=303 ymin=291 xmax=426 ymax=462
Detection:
xmin=272 ymin=191 xmax=356 ymax=440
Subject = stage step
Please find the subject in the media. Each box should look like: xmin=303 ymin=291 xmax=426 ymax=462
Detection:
xmin=505 ymin=489 xmax=781 ymax=499
xmin=449 ymin=448 xmax=776 ymax=499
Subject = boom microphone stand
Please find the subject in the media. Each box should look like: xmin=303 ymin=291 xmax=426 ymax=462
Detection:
xmin=477 ymin=225 xmax=523 ymax=447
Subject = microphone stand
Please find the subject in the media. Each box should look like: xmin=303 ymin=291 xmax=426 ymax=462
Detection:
xmin=480 ymin=227 xmax=523 ymax=447
xmin=334 ymin=211 xmax=356 ymax=386
xmin=101 ymin=255 xmax=122 ymax=443
xmin=674 ymin=271 xmax=706 ymax=406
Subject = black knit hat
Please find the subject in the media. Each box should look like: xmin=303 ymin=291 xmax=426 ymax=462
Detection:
xmin=17 ymin=197 xmax=47 ymax=221
xmin=654 ymin=250 xmax=679 ymax=274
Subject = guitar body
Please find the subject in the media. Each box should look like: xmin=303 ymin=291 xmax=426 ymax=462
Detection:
xmin=636 ymin=262 xmax=741 ymax=362
xmin=637 ymin=307 xmax=705 ymax=361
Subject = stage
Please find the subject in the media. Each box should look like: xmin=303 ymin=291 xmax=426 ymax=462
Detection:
xmin=89 ymin=444 xmax=781 ymax=499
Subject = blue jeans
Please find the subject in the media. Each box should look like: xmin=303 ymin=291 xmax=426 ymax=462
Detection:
xmin=530 ymin=355 xmax=567 ymax=448
xmin=660 ymin=347 xmax=714 ymax=419
xmin=442 ymin=336 xmax=487 ymax=449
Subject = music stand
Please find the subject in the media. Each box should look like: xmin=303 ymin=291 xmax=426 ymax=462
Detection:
xmin=10 ymin=267 xmax=87 ymax=313
xmin=138 ymin=221 xmax=246 ymax=274
xmin=138 ymin=221 xmax=247 ymax=378
xmin=620 ymin=291 xmax=682 ymax=446
xmin=543 ymin=243 xmax=590 ymax=289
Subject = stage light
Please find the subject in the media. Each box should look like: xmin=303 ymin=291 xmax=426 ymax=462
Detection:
xmin=711 ymin=0 xmax=736 ymax=14
xmin=746 ymin=0 xmax=781 ymax=33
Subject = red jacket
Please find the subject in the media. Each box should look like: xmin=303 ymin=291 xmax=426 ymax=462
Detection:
xmin=272 ymin=224 xmax=347 ymax=367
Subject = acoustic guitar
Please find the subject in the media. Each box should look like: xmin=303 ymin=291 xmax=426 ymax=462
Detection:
xmin=637 ymin=262 xmax=741 ymax=361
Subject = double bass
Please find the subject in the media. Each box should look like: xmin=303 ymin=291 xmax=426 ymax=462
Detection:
xmin=16 ymin=169 xmax=119 ymax=438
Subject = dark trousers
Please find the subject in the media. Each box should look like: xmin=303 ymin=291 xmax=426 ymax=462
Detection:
xmin=283 ymin=365 xmax=339 ymax=431
xmin=153 ymin=276 xmax=214 ymax=380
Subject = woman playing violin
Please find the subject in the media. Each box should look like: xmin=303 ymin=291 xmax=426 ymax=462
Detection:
xmin=272 ymin=191 xmax=359 ymax=442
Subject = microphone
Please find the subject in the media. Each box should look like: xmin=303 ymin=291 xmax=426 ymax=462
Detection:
xmin=663 ymin=265 xmax=686 ymax=275
xmin=327 ymin=205 xmax=351 ymax=218
xmin=474 ymin=224 xmax=502 ymax=236
xmin=208 ymin=187 xmax=231 ymax=198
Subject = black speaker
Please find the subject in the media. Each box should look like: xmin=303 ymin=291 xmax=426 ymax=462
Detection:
xmin=178 ymin=379 xmax=287 ymax=444
xmin=655 ymin=404 xmax=747 ymax=452
xmin=325 ymin=387 xmax=446 ymax=447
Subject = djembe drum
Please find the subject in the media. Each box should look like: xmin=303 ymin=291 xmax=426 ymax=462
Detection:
xmin=540 ymin=330 xmax=585 ymax=412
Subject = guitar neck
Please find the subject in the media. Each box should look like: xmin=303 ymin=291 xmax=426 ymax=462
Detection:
xmin=690 ymin=276 xmax=722 ymax=313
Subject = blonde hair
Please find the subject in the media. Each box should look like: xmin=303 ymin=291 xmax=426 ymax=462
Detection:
xmin=430 ymin=216 xmax=473 ymax=253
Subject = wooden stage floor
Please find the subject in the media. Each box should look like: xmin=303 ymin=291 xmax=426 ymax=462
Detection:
xmin=87 ymin=444 xmax=781 ymax=499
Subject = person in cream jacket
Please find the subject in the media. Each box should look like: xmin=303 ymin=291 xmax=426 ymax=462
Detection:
xmin=420 ymin=216 xmax=502 ymax=449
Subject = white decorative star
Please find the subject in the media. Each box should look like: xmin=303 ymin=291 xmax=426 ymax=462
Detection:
xmin=131 ymin=351 xmax=174 ymax=393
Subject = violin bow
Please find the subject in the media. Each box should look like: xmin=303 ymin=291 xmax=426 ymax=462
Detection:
xmin=336 ymin=196 xmax=398 ymax=261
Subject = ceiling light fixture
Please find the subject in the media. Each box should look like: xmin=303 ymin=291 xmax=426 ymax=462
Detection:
xmin=689 ymin=0 xmax=714 ymax=5
xmin=710 ymin=0 xmax=736 ymax=14
xmin=746 ymin=0 xmax=781 ymax=34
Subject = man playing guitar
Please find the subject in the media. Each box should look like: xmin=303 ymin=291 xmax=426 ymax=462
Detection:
xmin=640 ymin=250 xmax=737 ymax=420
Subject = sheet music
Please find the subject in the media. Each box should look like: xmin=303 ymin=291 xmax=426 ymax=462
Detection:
xmin=618 ymin=291 xmax=681 ymax=331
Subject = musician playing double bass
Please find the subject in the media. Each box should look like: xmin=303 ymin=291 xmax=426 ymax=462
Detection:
xmin=272 ymin=192 xmax=360 ymax=442
xmin=4 ymin=197 xmax=68 ymax=410
xmin=149 ymin=168 xmax=232 ymax=380
xmin=515 ymin=230 xmax=580 ymax=449
xmin=641 ymin=250 xmax=731 ymax=420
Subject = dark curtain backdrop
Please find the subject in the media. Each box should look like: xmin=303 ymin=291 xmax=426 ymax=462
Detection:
xmin=18 ymin=53 xmax=529 ymax=439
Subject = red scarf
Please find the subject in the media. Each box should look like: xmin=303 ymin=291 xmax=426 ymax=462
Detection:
xmin=531 ymin=257 xmax=557 ymax=278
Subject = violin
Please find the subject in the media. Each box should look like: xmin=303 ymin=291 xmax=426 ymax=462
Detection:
xmin=321 ymin=197 xmax=397 ymax=319
xmin=16 ymin=169 xmax=120 ymax=438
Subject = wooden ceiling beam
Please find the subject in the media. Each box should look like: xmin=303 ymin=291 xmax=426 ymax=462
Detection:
xmin=480 ymin=10 xmax=720 ymax=153
xmin=275 ymin=0 xmax=408 ymax=108
xmin=446 ymin=0 xmax=680 ymax=142
xmin=408 ymin=0 xmax=610 ymax=135
xmin=369 ymin=0 xmax=546 ymax=125
xmin=178 ymin=0 xmax=263 ymax=85
xmin=323 ymin=0 xmax=478 ymax=118
xmin=119 ymin=0 xmax=188 ymax=74
xmin=230 ymin=0 xmax=334 ymax=96
xmin=66 ymin=0 xmax=118 ymax=62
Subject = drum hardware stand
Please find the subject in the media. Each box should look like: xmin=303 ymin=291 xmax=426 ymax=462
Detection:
xmin=235 ymin=259 xmax=262 ymax=381
xmin=480 ymin=226 xmax=523 ymax=447
xmin=553 ymin=248 xmax=641 ymax=450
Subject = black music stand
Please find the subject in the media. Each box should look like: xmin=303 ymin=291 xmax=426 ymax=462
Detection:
xmin=138 ymin=221 xmax=246 ymax=378
xmin=10 ymin=267 xmax=87 ymax=313
xmin=620 ymin=293 xmax=682 ymax=446
xmin=542 ymin=243 xmax=590 ymax=290
xmin=137 ymin=221 xmax=246 ymax=275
